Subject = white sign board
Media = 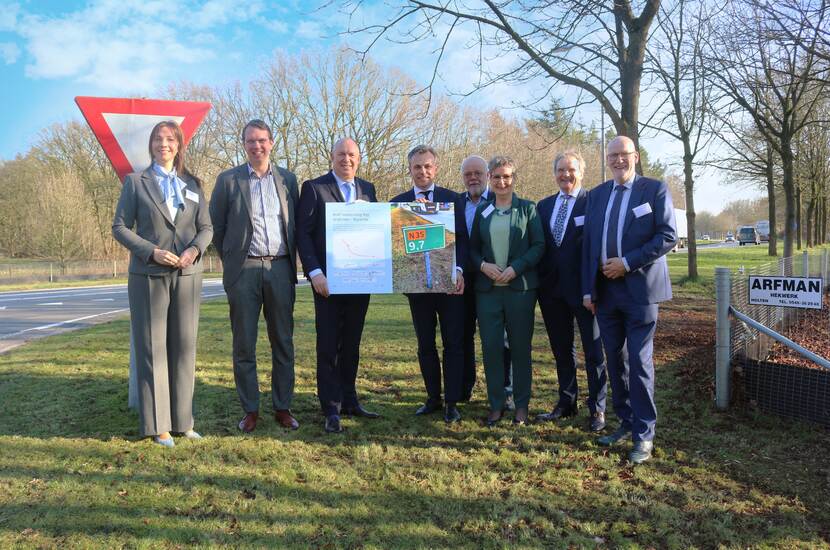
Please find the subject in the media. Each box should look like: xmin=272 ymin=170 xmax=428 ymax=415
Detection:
xmin=748 ymin=276 xmax=823 ymax=309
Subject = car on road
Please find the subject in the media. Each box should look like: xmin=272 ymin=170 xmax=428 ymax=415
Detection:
xmin=725 ymin=234 xmax=735 ymax=242
xmin=702 ymin=234 xmax=710 ymax=240
xmin=738 ymin=226 xmax=760 ymax=246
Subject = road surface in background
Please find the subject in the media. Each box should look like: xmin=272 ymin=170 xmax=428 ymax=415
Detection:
xmin=0 ymin=279 xmax=227 ymax=354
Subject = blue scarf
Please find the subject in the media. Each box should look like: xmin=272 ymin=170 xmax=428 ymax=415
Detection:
xmin=152 ymin=163 xmax=186 ymax=211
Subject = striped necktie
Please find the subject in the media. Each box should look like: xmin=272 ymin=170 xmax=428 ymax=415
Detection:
xmin=552 ymin=195 xmax=570 ymax=245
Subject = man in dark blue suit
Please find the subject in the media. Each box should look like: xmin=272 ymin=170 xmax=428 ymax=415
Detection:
xmin=391 ymin=145 xmax=467 ymax=423
xmin=296 ymin=137 xmax=380 ymax=434
xmin=582 ymin=136 xmax=676 ymax=464
xmin=536 ymin=151 xmax=607 ymax=432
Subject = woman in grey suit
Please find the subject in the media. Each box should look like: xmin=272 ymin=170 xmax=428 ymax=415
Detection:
xmin=469 ymin=156 xmax=544 ymax=427
xmin=112 ymin=121 xmax=213 ymax=447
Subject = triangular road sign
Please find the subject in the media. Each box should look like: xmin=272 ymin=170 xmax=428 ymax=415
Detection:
xmin=74 ymin=96 xmax=212 ymax=182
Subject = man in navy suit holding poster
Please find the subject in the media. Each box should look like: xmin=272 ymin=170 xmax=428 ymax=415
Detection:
xmin=582 ymin=136 xmax=676 ymax=464
xmin=391 ymin=145 xmax=467 ymax=424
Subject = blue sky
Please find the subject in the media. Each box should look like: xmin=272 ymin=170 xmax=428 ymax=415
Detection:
xmin=0 ymin=0 xmax=754 ymax=213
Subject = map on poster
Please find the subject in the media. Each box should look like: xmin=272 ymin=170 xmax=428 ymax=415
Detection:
xmin=324 ymin=202 xmax=458 ymax=294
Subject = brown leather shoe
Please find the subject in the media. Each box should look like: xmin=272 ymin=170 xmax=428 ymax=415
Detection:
xmin=274 ymin=409 xmax=299 ymax=430
xmin=238 ymin=412 xmax=258 ymax=433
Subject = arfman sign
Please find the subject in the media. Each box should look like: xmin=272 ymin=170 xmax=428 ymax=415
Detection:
xmin=748 ymin=276 xmax=824 ymax=309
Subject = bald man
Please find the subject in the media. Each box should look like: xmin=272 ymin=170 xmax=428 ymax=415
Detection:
xmin=582 ymin=136 xmax=676 ymax=464
xmin=297 ymin=138 xmax=380 ymax=434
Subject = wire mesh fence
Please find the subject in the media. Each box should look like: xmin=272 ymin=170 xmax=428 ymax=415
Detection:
xmin=0 ymin=254 xmax=224 ymax=285
xmin=725 ymin=249 xmax=830 ymax=427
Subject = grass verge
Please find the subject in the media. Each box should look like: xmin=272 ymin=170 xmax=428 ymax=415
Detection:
xmin=1 ymin=285 xmax=828 ymax=548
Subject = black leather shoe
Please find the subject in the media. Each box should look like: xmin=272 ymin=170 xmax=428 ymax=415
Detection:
xmin=341 ymin=404 xmax=380 ymax=419
xmin=444 ymin=403 xmax=461 ymax=423
xmin=512 ymin=407 xmax=529 ymax=425
xmin=324 ymin=414 xmax=342 ymax=433
xmin=629 ymin=441 xmax=654 ymax=464
xmin=415 ymin=399 xmax=443 ymax=416
xmin=485 ymin=410 xmax=502 ymax=427
xmin=589 ymin=411 xmax=606 ymax=433
xmin=596 ymin=425 xmax=631 ymax=446
xmin=536 ymin=403 xmax=578 ymax=422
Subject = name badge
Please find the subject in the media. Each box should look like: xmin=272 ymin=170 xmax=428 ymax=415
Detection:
xmin=185 ymin=190 xmax=200 ymax=203
xmin=632 ymin=202 xmax=652 ymax=218
xmin=573 ymin=215 xmax=585 ymax=227
xmin=481 ymin=204 xmax=495 ymax=218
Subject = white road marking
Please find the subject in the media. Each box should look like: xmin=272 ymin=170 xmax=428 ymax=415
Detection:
xmin=38 ymin=302 xmax=64 ymax=306
xmin=92 ymin=298 xmax=115 ymax=302
xmin=0 ymin=308 xmax=129 ymax=340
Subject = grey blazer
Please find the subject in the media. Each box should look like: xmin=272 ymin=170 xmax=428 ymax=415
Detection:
xmin=112 ymin=167 xmax=213 ymax=276
xmin=209 ymin=164 xmax=299 ymax=288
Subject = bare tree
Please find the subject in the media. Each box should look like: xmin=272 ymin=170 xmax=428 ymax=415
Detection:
xmin=0 ymin=156 xmax=40 ymax=258
xmin=757 ymin=0 xmax=830 ymax=72
xmin=34 ymin=121 xmax=121 ymax=257
xmin=703 ymin=0 xmax=827 ymax=258
xmin=35 ymin=171 xmax=94 ymax=265
xmin=794 ymin=99 xmax=830 ymax=246
xmin=337 ymin=0 xmax=661 ymax=150
xmin=643 ymin=0 xmax=719 ymax=278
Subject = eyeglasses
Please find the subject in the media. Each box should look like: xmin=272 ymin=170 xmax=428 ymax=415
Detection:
xmin=607 ymin=152 xmax=636 ymax=161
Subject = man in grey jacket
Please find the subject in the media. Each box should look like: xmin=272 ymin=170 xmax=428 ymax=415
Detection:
xmin=210 ymin=119 xmax=300 ymax=433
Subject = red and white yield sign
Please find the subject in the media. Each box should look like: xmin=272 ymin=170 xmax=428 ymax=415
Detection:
xmin=74 ymin=96 xmax=212 ymax=182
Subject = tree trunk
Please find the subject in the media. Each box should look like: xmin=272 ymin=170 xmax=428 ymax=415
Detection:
xmin=781 ymin=143 xmax=795 ymax=259
xmin=806 ymin=179 xmax=816 ymax=248
xmin=614 ymin=4 xmax=654 ymax=173
xmin=766 ymin=148 xmax=777 ymax=256
xmin=796 ymin=186 xmax=802 ymax=251
xmin=683 ymin=154 xmax=698 ymax=279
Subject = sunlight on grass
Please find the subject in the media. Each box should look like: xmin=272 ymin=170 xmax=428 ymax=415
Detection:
xmin=1 ymin=288 xmax=828 ymax=547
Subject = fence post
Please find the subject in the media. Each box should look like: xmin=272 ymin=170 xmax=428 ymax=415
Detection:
xmin=49 ymin=263 xmax=53 ymax=283
xmin=715 ymin=267 xmax=732 ymax=410
xmin=209 ymin=255 xmax=213 ymax=273
xmin=823 ymin=249 xmax=829 ymax=290
xmin=113 ymin=260 xmax=117 ymax=278
xmin=802 ymin=250 xmax=809 ymax=277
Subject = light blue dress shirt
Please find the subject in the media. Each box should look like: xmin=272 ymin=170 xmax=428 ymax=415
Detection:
xmin=247 ymin=164 xmax=285 ymax=257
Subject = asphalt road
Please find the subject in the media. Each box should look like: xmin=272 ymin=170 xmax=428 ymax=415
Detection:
xmin=674 ymin=240 xmax=740 ymax=253
xmin=0 ymin=279 xmax=227 ymax=354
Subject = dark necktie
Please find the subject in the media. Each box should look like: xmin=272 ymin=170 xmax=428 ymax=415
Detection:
xmin=552 ymin=195 xmax=570 ymax=245
xmin=606 ymin=185 xmax=627 ymax=259
xmin=419 ymin=190 xmax=431 ymax=201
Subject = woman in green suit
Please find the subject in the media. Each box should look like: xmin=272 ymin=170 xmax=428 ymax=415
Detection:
xmin=470 ymin=156 xmax=545 ymax=426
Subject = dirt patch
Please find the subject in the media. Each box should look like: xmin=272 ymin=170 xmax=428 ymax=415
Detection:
xmin=391 ymin=207 xmax=457 ymax=293
xmin=766 ymin=294 xmax=830 ymax=370
xmin=656 ymin=295 xmax=717 ymax=395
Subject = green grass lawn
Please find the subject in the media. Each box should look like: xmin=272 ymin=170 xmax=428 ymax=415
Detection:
xmin=1 ymin=285 xmax=829 ymax=548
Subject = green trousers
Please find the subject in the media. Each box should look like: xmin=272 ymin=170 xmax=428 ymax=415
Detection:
xmin=476 ymin=286 xmax=537 ymax=411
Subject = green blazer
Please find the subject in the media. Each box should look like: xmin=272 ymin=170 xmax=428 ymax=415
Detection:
xmin=469 ymin=194 xmax=545 ymax=291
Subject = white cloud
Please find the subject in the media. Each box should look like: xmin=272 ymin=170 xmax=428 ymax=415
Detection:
xmin=296 ymin=20 xmax=324 ymax=40
xmin=0 ymin=42 xmax=20 ymax=64
xmin=259 ymin=17 xmax=288 ymax=34
xmin=8 ymin=0 xmax=262 ymax=92
xmin=0 ymin=2 xmax=20 ymax=31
